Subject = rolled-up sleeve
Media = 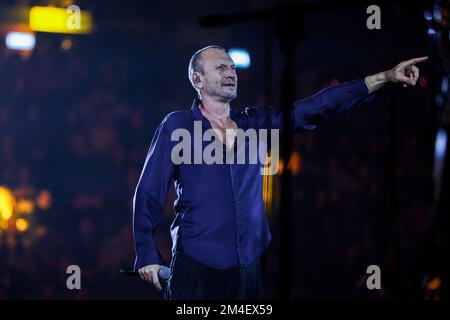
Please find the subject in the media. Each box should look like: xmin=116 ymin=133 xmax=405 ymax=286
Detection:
xmin=133 ymin=116 xmax=175 ymax=270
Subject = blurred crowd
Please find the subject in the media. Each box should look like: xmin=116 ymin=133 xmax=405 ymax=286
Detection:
xmin=0 ymin=36 xmax=175 ymax=299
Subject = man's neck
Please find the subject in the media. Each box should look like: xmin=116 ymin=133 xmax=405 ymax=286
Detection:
xmin=199 ymin=96 xmax=231 ymax=123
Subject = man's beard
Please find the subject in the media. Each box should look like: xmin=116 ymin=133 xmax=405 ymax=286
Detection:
xmin=210 ymin=87 xmax=237 ymax=102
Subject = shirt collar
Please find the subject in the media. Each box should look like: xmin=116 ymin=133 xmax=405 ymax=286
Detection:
xmin=191 ymin=99 xmax=204 ymax=120
xmin=190 ymin=99 xmax=248 ymax=130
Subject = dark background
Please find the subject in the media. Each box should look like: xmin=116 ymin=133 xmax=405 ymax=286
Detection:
xmin=0 ymin=0 xmax=442 ymax=299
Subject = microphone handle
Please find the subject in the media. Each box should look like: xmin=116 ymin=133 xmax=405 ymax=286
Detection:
xmin=120 ymin=266 xmax=171 ymax=281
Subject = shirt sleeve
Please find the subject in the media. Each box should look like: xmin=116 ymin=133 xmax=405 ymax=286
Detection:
xmin=260 ymin=78 xmax=375 ymax=132
xmin=133 ymin=116 xmax=175 ymax=270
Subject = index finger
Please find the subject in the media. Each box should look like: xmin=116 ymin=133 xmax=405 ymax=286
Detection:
xmin=401 ymin=56 xmax=428 ymax=67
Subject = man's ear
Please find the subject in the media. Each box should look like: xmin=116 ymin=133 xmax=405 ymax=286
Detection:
xmin=192 ymin=72 xmax=203 ymax=89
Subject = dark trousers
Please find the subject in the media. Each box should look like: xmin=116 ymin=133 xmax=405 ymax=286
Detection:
xmin=165 ymin=250 xmax=263 ymax=300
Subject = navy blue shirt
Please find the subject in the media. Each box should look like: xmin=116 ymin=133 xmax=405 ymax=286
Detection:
xmin=133 ymin=78 xmax=374 ymax=270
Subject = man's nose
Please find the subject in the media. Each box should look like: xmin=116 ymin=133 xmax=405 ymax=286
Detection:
xmin=225 ymin=72 xmax=236 ymax=80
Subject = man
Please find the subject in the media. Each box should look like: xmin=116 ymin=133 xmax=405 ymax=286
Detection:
xmin=133 ymin=45 xmax=427 ymax=299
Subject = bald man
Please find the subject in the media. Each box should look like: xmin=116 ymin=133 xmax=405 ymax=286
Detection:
xmin=133 ymin=45 xmax=427 ymax=300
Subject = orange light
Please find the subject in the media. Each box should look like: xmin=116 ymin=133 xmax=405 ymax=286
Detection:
xmin=288 ymin=151 xmax=302 ymax=175
xmin=61 ymin=0 xmax=75 ymax=7
xmin=16 ymin=199 xmax=34 ymax=215
xmin=426 ymin=277 xmax=442 ymax=290
xmin=277 ymin=151 xmax=302 ymax=175
xmin=36 ymin=190 xmax=52 ymax=210
xmin=61 ymin=38 xmax=72 ymax=50
xmin=278 ymin=159 xmax=285 ymax=174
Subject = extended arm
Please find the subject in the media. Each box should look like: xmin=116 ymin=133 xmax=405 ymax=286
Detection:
xmin=265 ymin=56 xmax=428 ymax=132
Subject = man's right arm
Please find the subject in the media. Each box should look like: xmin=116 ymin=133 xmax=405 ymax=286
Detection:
xmin=133 ymin=115 xmax=175 ymax=290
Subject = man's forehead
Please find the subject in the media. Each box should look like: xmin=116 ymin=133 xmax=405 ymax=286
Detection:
xmin=201 ymin=49 xmax=233 ymax=65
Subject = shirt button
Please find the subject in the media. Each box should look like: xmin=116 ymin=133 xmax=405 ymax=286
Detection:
xmin=236 ymin=200 xmax=240 ymax=205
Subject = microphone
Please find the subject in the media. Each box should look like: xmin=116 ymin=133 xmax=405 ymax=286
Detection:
xmin=120 ymin=266 xmax=171 ymax=281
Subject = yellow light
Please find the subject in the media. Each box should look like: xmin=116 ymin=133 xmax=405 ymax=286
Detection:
xmin=0 ymin=220 xmax=8 ymax=230
xmin=29 ymin=6 xmax=93 ymax=34
xmin=16 ymin=218 xmax=29 ymax=232
xmin=16 ymin=199 xmax=34 ymax=215
xmin=262 ymin=152 xmax=274 ymax=217
xmin=0 ymin=186 xmax=15 ymax=221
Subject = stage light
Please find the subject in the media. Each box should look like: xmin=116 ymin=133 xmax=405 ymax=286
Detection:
xmin=262 ymin=151 xmax=274 ymax=217
xmin=0 ymin=186 xmax=15 ymax=221
xmin=29 ymin=6 xmax=92 ymax=34
xmin=426 ymin=277 xmax=442 ymax=290
xmin=0 ymin=220 xmax=8 ymax=230
xmin=424 ymin=10 xmax=432 ymax=21
xmin=435 ymin=128 xmax=447 ymax=160
xmin=278 ymin=159 xmax=285 ymax=174
xmin=435 ymin=94 xmax=444 ymax=107
xmin=433 ymin=8 xmax=442 ymax=22
xmin=61 ymin=38 xmax=73 ymax=50
xmin=5 ymin=32 xmax=35 ymax=51
xmin=428 ymin=28 xmax=436 ymax=36
xmin=228 ymin=48 xmax=251 ymax=69
xmin=419 ymin=76 xmax=428 ymax=87
xmin=441 ymin=77 xmax=448 ymax=94
xmin=16 ymin=218 xmax=29 ymax=232
xmin=36 ymin=190 xmax=52 ymax=210
xmin=16 ymin=199 xmax=34 ymax=215
xmin=287 ymin=151 xmax=302 ymax=175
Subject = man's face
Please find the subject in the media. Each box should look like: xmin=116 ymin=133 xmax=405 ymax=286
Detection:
xmin=195 ymin=49 xmax=238 ymax=102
